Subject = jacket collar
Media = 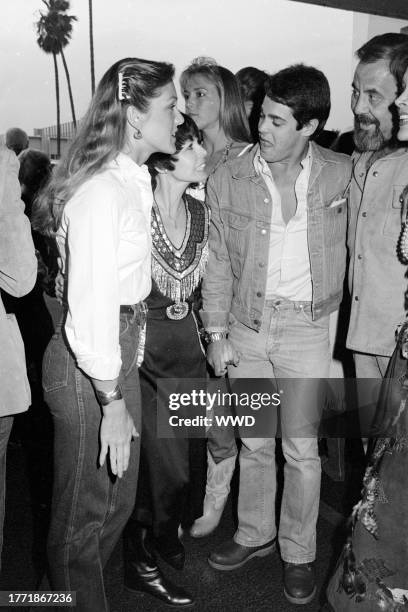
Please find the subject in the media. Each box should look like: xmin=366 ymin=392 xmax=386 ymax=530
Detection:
xmin=352 ymin=146 xmax=408 ymax=164
xmin=231 ymin=140 xmax=338 ymax=182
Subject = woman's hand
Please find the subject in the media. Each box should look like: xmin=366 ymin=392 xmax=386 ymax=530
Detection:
xmin=99 ymin=399 xmax=138 ymax=478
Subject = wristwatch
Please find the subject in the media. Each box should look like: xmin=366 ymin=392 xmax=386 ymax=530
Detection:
xmin=205 ymin=331 xmax=228 ymax=343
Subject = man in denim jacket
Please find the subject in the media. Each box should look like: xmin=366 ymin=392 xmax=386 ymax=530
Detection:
xmin=201 ymin=65 xmax=351 ymax=605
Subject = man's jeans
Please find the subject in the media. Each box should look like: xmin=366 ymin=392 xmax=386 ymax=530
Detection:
xmin=228 ymin=298 xmax=330 ymax=564
xmin=0 ymin=415 xmax=13 ymax=573
xmin=43 ymin=311 xmax=142 ymax=612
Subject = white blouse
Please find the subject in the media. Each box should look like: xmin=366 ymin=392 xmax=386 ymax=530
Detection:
xmin=57 ymin=153 xmax=153 ymax=380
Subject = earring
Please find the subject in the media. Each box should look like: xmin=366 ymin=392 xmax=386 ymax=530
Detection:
xmin=133 ymin=128 xmax=142 ymax=140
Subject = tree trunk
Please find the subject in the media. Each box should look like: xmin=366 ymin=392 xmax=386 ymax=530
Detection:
xmin=89 ymin=0 xmax=95 ymax=95
xmin=53 ymin=52 xmax=61 ymax=158
xmin=60 ymin=48 xmax=76 ymax=128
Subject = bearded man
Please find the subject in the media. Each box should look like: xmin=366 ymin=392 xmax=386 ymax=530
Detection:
xmin=347 ymin=33 xmax=408 ymax=437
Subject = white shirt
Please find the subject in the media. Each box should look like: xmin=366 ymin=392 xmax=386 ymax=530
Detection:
xmin=254 ymin=145 xmax=313 ymax=301
xmin=57 ymin=153 xmax=153 ymax=380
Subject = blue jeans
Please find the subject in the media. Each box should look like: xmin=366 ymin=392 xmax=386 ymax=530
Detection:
xmin=43 ymin=311 xmax=142 ymax=612
xmin=0 ymin=415 xmax=13 ymax=574
xmin=228 ymin=298 xmax=330 ymax=564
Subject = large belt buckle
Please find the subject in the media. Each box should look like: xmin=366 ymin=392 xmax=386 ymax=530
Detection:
xmin=166 ymin=301 xmax=189 ymax=320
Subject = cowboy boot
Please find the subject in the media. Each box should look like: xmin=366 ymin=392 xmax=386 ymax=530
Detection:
xmin=190 ymin=451 xmax=236 ymax=538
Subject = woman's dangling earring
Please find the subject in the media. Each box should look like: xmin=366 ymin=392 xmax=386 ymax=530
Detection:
xmin=133 ymin=127 xmax=142 ymax=140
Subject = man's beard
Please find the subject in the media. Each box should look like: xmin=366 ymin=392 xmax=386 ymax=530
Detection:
xmin=353 ymin=114 xmax=386 ymax=152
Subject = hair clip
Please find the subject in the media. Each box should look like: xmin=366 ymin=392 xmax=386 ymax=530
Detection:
xmin=118 ymin=71 xmax=129 ymax=101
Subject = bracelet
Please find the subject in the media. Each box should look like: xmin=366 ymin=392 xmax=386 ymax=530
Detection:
xmin=95 ymin=384 xmax=123 ymax=406
xmin=206 ymin=331 xmax=227 ymax=343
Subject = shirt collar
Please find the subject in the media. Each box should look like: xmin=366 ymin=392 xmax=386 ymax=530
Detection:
xmin=253 ymin=142 xmax=313 ymax=176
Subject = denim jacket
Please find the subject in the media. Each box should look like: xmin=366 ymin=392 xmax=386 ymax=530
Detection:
xmin=201 ymin=142 xmax=351 ymax=332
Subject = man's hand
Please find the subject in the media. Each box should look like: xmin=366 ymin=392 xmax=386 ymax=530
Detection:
xmin=99 ymin=399 xmax=138 ymax=478
xmin=207 ymin=338 xmax=240 ymax=376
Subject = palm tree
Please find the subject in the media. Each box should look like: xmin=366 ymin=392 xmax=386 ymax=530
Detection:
xmin=89 ymin=0 xmax=95 ymax=95
xmin=36 ymin=0 xmax=77 ymax=156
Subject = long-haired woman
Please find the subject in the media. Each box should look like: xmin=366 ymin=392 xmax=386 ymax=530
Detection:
xmin=180 ymin=58 xmax=251 ymax=539
xmin=180 ymin=57 xmax=252 ymax=174
xmin=33 ymin=57 xmax=183 ymax=612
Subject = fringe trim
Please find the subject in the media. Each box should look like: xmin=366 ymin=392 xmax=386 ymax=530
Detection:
xmin=151 ymin=242 xmax=208 ymax=302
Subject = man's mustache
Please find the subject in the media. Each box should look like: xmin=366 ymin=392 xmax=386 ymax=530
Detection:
xmin=354 ymin=114 xmax=380 ymax=128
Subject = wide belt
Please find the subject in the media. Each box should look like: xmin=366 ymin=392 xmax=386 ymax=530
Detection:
xmin=147 ymin=301 xmax=193 ymax=321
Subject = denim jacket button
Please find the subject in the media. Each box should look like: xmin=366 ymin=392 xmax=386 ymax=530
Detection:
xmin=264 ymin=198 xmax=269 ymax=203
xmin=256 ymin=292 xmax=262 ymax=298
xmin=254 ymin=319 xmax=260 ymax=326
xmin=259 ymin=262 xmax=265 ymax=268
xmin=260 ymin=229 xmax=267 ymax=235
xmin=373 ymin=171 xmax=379 ymax=177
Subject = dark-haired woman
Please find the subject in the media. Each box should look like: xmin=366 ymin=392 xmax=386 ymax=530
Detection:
xmin=123 ymin=114 xmax=208 ymax=608
xmin=33 ymin=57 xmax=183 ymax=612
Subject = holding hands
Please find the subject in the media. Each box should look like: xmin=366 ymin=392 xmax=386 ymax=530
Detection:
xmin=207 ymin=338 xmax=240 ymax=377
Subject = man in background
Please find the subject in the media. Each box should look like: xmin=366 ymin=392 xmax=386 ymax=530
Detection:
xmin=6 ymin=127 xmax=29 ymax=157
xmin=347 ymin=33 xmax=408 ymax=438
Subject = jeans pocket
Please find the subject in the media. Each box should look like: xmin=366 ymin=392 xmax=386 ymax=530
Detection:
xmin=43 ymin=335 xmax=70 ymax=393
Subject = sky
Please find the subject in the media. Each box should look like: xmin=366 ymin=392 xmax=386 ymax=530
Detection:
xmin=0 ymin=0 xmax=357 ymax=136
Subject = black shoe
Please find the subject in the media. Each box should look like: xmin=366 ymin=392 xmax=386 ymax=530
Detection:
xmin=283 ymin=561 xmax=316 ymax=605
xmin=208 ymin=538 xmax=276 ymax=571
xmin=125 ymin=568 xmax=194 ymax=608
xmin=123 ymin=523 xmax=194 ymax=607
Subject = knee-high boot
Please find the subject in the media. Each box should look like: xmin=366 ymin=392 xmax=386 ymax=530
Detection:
xmin=123 ymin=522 xmax=194 ymax=608
xmin=190 ymin=451 xmax=236 ymax=538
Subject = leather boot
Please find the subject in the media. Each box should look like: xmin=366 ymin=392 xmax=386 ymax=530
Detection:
xmin=123 ymin=522 xmax=194 ymax=608
xmin=190 ymin=452 xmax=236 ymax=538
xmin=155 ymin=534 xmax=185 ymax=570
